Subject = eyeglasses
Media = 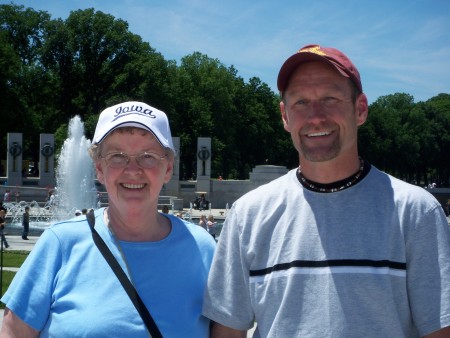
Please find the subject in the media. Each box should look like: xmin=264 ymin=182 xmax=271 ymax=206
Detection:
xmin=101 ymin=151 xmax=168 ymax=169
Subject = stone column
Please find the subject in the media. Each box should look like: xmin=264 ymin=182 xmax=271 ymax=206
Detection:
xmin=196 ymin=137 xmax=211 ymax=193
xmin=39 ymin=134 xmax=56 ymax=188
xmin=6 ymin=133 xmax=23 ymax=186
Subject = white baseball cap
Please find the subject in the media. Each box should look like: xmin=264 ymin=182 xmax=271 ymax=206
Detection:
xmin=93 ymin=101 xmax=175 ymax=153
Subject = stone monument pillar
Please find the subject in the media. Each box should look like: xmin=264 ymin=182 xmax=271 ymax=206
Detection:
xmin=39 ymin=134 xmax=56 ymax=188
xmin=6 ymin=133 xmax=23 ymax=186
xmin=196 ymin=137 xmax=211 ymax=193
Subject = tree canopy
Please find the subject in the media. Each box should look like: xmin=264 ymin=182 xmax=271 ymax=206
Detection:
xmin=1 ymin=4 xmax=449 ymax=186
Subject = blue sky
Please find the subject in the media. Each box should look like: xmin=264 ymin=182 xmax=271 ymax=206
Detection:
xmin=3 ymin=0 xmax=450 ymax=103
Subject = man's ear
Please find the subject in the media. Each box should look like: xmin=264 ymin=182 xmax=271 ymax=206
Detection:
xmin=280 ymin=101 xmax=290 ymax=132
xmin=356 ymin=93 xmax=369 ymax=127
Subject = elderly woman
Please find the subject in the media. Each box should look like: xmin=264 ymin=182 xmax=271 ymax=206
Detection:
xmin=0 ymin=101 xmax=216 ymax=337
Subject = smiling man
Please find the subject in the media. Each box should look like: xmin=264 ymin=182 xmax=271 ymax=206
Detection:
xmin=202 ymin=45 xmax=450 ymax=337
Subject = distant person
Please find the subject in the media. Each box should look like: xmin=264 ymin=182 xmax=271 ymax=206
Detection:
xmin=22 ymin=206 xmax=30 ymax=240
xmin=206 ymin=215 xmax=217 ymax=239
xmin=198 ymin=194 xmax=209 ymax=210
xmin=3 ymin=190 xmax=10 ymax=203
xmin=162 ymin=205 xmax=169 ymax=214
xmin=96 ymin=191 xmax=102 ymax=205
xmin=198 ymin=215 xmax=208 ymax=231
xmin=1 ymin=101 xmax=216 ymax=337
xmin=45 ymin=190 xmax=55 ymax=210
xmin=203 ymin=44 xmax=450 ymax=337
xmin=0 ymin=209 xmax=9 ymax=249
xmin=0 ymin=202 xmax=7 ymax=215
xmin=193 ymin=194 xmax=208 ymax=210
xmin=0 ymin=202 xmax=9 ymax=244
xmin=82 ymin=209 xmax=88 ymax=215
xmin=193 ymin=195 xmax=200 ymax=209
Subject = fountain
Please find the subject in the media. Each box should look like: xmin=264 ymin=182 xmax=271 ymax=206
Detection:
xmin=52 ymin=115 xmax=97 ymax=219
xmin=5 ymin=116 xmax=97 ymax=234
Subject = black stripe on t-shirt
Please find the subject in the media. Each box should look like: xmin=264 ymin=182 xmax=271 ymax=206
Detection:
xmin=249 ymin=259 xmax=406 ymax=277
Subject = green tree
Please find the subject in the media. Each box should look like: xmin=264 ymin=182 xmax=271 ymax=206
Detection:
xmin=0 ymin=29 xmax=21 ymax=159
xmin=1 ymin=4 xmax=449 ymax=185
xmin=0 ymin=3 xmax=49 ymax=65
xmin=170 ymin=52 xmax=240 ymax=179
xmin=41 ymin=9 xmax=171 ymax=128
xmin=170 ymin=53 xmax=289 ymax=179
xmin=360 ymin=93 xmax=445 ymax=186
xmin=232 ymin=77 xmax=295 ymax=177
xmin=425 ymin=94 xmax=450 ymax=185
xmin=0 ymin=4 xmax=52 ymax=164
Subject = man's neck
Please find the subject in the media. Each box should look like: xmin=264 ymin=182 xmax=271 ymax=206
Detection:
xmin=299 ymin=155 xmax=361 ymax=184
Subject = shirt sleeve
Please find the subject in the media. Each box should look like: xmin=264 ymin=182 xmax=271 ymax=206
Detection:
xmin=1 ymin=229 xmax=63 ymax=330
xmin=407 ymin=204 xmax=450 ymax=336
xmin=202 ymin=204 xmax=255 ymax=330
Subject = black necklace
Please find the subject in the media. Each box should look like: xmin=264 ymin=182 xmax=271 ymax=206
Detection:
xmin=297 ymin=157 xmax=367 ymax=193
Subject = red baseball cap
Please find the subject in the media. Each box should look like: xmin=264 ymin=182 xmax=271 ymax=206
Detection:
xmin=277 ymin=44 xmax=362 ymax=93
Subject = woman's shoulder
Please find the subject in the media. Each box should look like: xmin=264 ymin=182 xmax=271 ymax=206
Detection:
xmin=171 ymin=216 xmax=214 ymax=240
xmin=48 ymin=217 xmax=92 ymax=240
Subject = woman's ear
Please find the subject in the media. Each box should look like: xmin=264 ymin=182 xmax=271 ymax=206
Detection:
xmin=164 ymin=157 xmax=174 ymax=184
xmin=95 ymin=160 xmax=105 ymax=185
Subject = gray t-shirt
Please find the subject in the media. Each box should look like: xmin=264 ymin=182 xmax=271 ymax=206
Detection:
xmin=203 ymin=167 xmax=450 ymax=337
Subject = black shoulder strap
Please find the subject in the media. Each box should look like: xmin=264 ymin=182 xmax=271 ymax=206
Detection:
xmin=86 ymin=211 xmax=163 ymax=338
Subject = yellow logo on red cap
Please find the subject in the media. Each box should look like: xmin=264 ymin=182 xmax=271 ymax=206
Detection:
xmin=298 ymin=46 xmax=326 ymax=56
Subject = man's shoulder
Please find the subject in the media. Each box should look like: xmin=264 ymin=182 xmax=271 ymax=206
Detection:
xmin=235 ymin=169 xmax=296 ymax=205
xmin=369 ymin=166 xmax=441 ymax=206
xmin=371 ymin=167 xmax=430 ymax=192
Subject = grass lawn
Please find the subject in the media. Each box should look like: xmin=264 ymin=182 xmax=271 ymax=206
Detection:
xmin=0 ymin=251 xmax=30 ymax=309
xmin=1 ymin=251 xmax=29 ymax=268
